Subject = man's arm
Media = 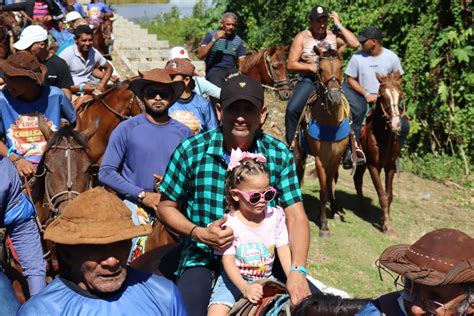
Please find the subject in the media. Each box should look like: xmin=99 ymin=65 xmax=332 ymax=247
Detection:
xmin=347 ymin=76 xmax=377 ymax=104
xmin=331 ymin=11 xmax=359 ymax=49
xmin=0 ymin=141 xmax=36 ymax=176
xmin=284 ymin=201 xmax=311 ymax=305
xmin=96 ymin=60 xmax=112 ymax=92
xmin=287 ymin=32 xmax=317 ymax=74
xmin=195 ymin=31 xmax=224 ymax=60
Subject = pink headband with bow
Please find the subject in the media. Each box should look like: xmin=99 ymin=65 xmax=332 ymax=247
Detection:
xmin=227 ymin=148 xmax=267 ymax=171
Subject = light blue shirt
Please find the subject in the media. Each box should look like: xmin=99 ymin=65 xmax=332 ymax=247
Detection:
xmin=345 ymin=47 xmax=404 ymax=94
xmin=193 ymin=76 xmax=221 ymax=99
xmin=58 ymin=44 xmax=107 ymax=85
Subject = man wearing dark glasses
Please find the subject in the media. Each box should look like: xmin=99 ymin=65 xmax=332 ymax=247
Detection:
xmin=158 ymin=75 xmax=313 ymax=316
xmin=99 ymin=68 xmax=192 ymax=261
xmin=357 ymin=228 xmax=473 ymax=316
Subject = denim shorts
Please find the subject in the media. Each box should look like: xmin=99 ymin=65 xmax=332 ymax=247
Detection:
xmin=208 ymin=272 xmax=242 ymax=308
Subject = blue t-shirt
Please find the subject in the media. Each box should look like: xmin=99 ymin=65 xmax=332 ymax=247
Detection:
xmin=202 ymin=31 xmax=245 ymax=72
xmin=0 ymin=86 xmax=76 ymax=164
xmin=169 ymin=92 xmax=219 ymax=135
xmin=0 ymin=157 xmax=36 ymax=227
xmin=49 ymin=29 xmax=75 ymax=48
xmin=99 ymin=114 xmax=192 ymax=201
xmin=345 ymin=47 xmax=404 ymax=94
xmin=87 ymin=2 xmax=111 ymax=24
xmin=17 ymin=268 xmax=188 ymax=316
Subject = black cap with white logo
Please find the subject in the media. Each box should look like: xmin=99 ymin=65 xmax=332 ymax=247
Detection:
xmin=220 ymin=74 xmax=264 ymax=110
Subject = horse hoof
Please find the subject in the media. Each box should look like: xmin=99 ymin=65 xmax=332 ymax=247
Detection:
xmin=319 ymin=230 xmax=330 ymax=238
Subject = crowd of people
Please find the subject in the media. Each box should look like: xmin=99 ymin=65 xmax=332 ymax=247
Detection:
xmin=0 ymin=2 xmax=472 ymax=316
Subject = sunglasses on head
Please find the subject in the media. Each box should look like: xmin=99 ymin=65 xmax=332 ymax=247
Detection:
xmin=143 ymin=88 xmax=172 ymax=99
xmin=233 ymin=187 xmax=277 ymax=205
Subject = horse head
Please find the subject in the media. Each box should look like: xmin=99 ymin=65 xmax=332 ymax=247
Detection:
xmin=265 ymin=46 xmax=292 ymax=100
xmin=39 ymin=118 xmax=98 ymax=217
xmin=314 ymin=47 xmax=343 ymax=107
xmin=376 ymin=71 xmax=403 ymax=133
xmin=102 ymin=19 xmax=114 ymax=48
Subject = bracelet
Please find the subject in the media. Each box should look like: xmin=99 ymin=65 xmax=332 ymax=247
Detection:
xmin=290 ymin=265 xmax=308 ymax=276
xmin=6 ymin=147 xmax=17 ymax=157
xmin=363 ymin=91 xmax=370 ymax=98
xmin=336 ymin=24 xmax=343 ymax=31
xmin=79 ymin=83 xmax=85 ymax=93
xmin=189 ymin=225 xmax=199 ymax=240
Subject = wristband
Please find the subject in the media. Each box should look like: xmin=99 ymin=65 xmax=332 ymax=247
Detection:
xmin=6 ymin=146 xmax=17 ymax=157
xmin=79 ymin=83 xmax=85 ymax=93
xmin=363 ymin=91 xmax=370 ymax=98
xmin=189 ymin=225 xmax=199 ymax=240
xmin=290 ymin=265 xmax=308 ymax=276
xmin=336 ymin=24 xmax=343 ymax=31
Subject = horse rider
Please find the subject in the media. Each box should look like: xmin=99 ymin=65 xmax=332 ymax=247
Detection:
xmin=285 ymin=5 xmax=359 ymax=148
xmin=86 ymin=0 xmax=113 ymax=28
xmin=168 ymin=46 xmax=221 ymax=100
xmin=98 ymin=68 xmax=192 ymax=261
xmin=356 ymin=228 xmax=474 ymax=315
xmin=56 ymin=13 xmax=87 ymax=54
xmin=158 ymin=75 xmax=314 ymax=316
xmin=165 ymin=58 xmax=219 ymax=134
xmin=18 ymin=187 xmax=188 ymax=315
xmin=0 ymin=0 xmax=63 ymax=30
xmin=342 ymin=26 xmax=409 ymax=169
xmin=1 ymin=156 xmax=46 ymax=298
xmin=0 ymin=51 xmax=75 ymax=177
xmin=57 ymin=0 xmax=85 ymax=18
xmin=196 ymin=12 xmax=246 ymax=89
xmin=14 ymin=25 xmax=73 ymax=100
xmin=47 ymin=10 xmax=81 ymax=52
xmin=58 ymin=24 xmax=113 ymax=99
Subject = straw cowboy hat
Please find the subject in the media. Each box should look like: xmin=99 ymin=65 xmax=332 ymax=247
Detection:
xmin=379 ymin=228 xmax=474 ymax=286
xmin=44 ymin=187 xmax=152 ymax=245
xmin=0 ymin=51 xmax=47 ymax=84
xmin=129 ymin=68 xmax=185 ymax=104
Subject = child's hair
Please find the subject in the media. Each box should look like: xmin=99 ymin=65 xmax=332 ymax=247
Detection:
xmin=292 ymin=294 xmax=371 ymax=316
xmin=225 ymin=158 xmax=269 ymax=211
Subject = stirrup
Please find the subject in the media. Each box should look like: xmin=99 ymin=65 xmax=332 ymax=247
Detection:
xmin=355 ymin=148 xmax=366 ymax=165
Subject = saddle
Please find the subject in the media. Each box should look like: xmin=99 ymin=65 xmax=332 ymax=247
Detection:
xmin=229 ymin=279 xmax=291 ymax=316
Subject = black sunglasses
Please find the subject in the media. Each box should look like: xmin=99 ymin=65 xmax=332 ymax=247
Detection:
xmin=143 ymin=88 xmax=172 ymax=99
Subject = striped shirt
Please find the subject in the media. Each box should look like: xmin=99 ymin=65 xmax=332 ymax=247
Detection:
xmin=160 ymin=128 xmax=302 ymax=276
xmin=32 ymin=1 xmax=48 ymax=19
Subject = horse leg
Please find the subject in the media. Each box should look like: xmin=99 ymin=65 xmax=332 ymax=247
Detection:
xmin=354 ymin=164 xmax=367 ymax=204
xmin=383 ymin=164 xmax=397 ymax=233
xmin=366 ymin=165 xmax=389 ymax=233
xmin=315 ymin=161 xmax=330 ymax=237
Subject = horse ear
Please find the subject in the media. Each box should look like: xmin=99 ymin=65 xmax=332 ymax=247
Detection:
xmin=375 ymin=72 xmax=385 ymax=83
xmin=268 ymin=47 xmax=276 ymax=55
xmin=313 ymin=46 xmax=323 ymax=56
xmin=38 ymin=114 xmax=53 ymax=142
xmin=80 ymin=118 xmax=100 ymax=142
xmin=394 ymin=70 xmax=402 ymax=84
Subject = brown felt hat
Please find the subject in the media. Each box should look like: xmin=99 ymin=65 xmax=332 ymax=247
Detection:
xmin=44 ymin=187 xmax=152 ymax=245
xmin=165 ymin=58 xmax=196 ymax=77
xmin=379 ymin=228 xmax=474 ymax=286
xmin=0 ymin=51 xmax=47 ymax=84
xmin=128 ymin=68 xmax=185 ymax=104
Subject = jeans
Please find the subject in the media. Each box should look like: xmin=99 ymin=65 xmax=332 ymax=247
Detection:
xmin=342 ymin=82 xmax=410 ymax=147
xmin=285 ymin=77 xmax=318 ymax=144
xmin=8 ymin=217 xmax=46 ymax=296
xmin=0 ymin=269 xmax=20 ymax=315
xmin=206 ymin=67 xmax=238 ymax=89
xmin=177 ymin=266 xmax=215 ymax=316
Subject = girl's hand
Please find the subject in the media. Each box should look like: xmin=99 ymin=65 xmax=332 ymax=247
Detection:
xmin=243 ymin=283 xmax=263 ymax=304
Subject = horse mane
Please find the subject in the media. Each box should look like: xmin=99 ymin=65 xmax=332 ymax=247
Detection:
xmin=45 ymin=126 xmax=89 ymax=152
xmin=241 ymin=49 xmax=267 ymax=73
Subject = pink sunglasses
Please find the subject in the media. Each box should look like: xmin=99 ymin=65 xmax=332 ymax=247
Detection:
xmin=233 ymin=187 xmax=277 ymax=205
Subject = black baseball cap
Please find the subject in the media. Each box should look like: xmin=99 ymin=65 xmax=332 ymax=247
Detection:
xmin=309 ymin=5 xmax=329 ymax=21
xmin=357 ymin=26 xmax=384 ymax=42
xmin=220 ymin=75 xmax=264 ymax=110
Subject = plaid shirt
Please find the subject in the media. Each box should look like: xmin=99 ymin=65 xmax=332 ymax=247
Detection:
xmin=160 ymin=128 xmax=302 ymax=276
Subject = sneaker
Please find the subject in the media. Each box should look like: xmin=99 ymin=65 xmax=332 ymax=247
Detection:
xmin=342 ymin=148 xmax=352 ymax=169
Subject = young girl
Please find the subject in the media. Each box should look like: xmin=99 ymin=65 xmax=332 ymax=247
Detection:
xmin=208 ymin=149 xmax=291 ymax=315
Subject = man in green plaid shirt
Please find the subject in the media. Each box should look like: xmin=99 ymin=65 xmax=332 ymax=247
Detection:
xmin=159 ymin=75 xmax=311 ymax=316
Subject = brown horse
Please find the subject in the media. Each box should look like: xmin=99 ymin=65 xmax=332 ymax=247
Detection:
xmin=93 ymin=18 xmax=113 ymax=58
xmin=294 ymin=48 xmax=349 ymax=237
xmin=75 ymin=80 xmax=144 ymax=164
xmin=241 ymin=47 xmax=292 ymax=100
xmin=353 ymin=71 xmax=403 ymax=233
xmin=0 ymin=12 xmax=22 ymax=59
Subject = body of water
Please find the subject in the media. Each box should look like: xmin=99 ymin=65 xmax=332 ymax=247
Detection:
xmin=110 ymin=0 xmax=199 ymax=21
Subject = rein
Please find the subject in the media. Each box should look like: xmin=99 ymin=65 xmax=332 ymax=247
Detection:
xmin=263 ymin=50 xmax=290 ymax=92
xmin=99 ymin=92 xmax=145 ymax=121
xmin=315 ymin=55 xmax=343 ymax=109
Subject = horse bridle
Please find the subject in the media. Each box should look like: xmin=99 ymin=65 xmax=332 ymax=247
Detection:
xmin=43 ymin=137 xmax=91 ymax=218
xmin=263 ymin=50 xmax=291 ymax=92
xmin=377 ymin=84 xmax=406 ymax=130
xmin=316 ymin=55 xmax=343 ymax=107
xmin=99 ymin=92 xmax=145 ymax=121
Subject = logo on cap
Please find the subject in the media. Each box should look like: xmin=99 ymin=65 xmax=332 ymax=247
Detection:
xmin=170 ymin=62 xmax=178 ymax=68
xmin=239 ymin=82 xmax=246 ymax=88
xmin=317 ymin=7 xmax=323 ymax=13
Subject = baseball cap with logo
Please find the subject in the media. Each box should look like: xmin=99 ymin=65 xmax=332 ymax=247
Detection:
xmin=165 ymin=58 xmax=196 ymax=77
xmin=220 ymin=74 xmax=264 ymax=110
xmin=13 ymin=25 xmax=48 ymax=51
xmin=65 ymin=11 xmax=82 ymax=23
xmin=357 ymin=26 xmax=384 ymax=42
xmin=309 ymin=5 xmax=329 ymax=21
xmin=168 ymin=46 xmax=190 ymax=60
